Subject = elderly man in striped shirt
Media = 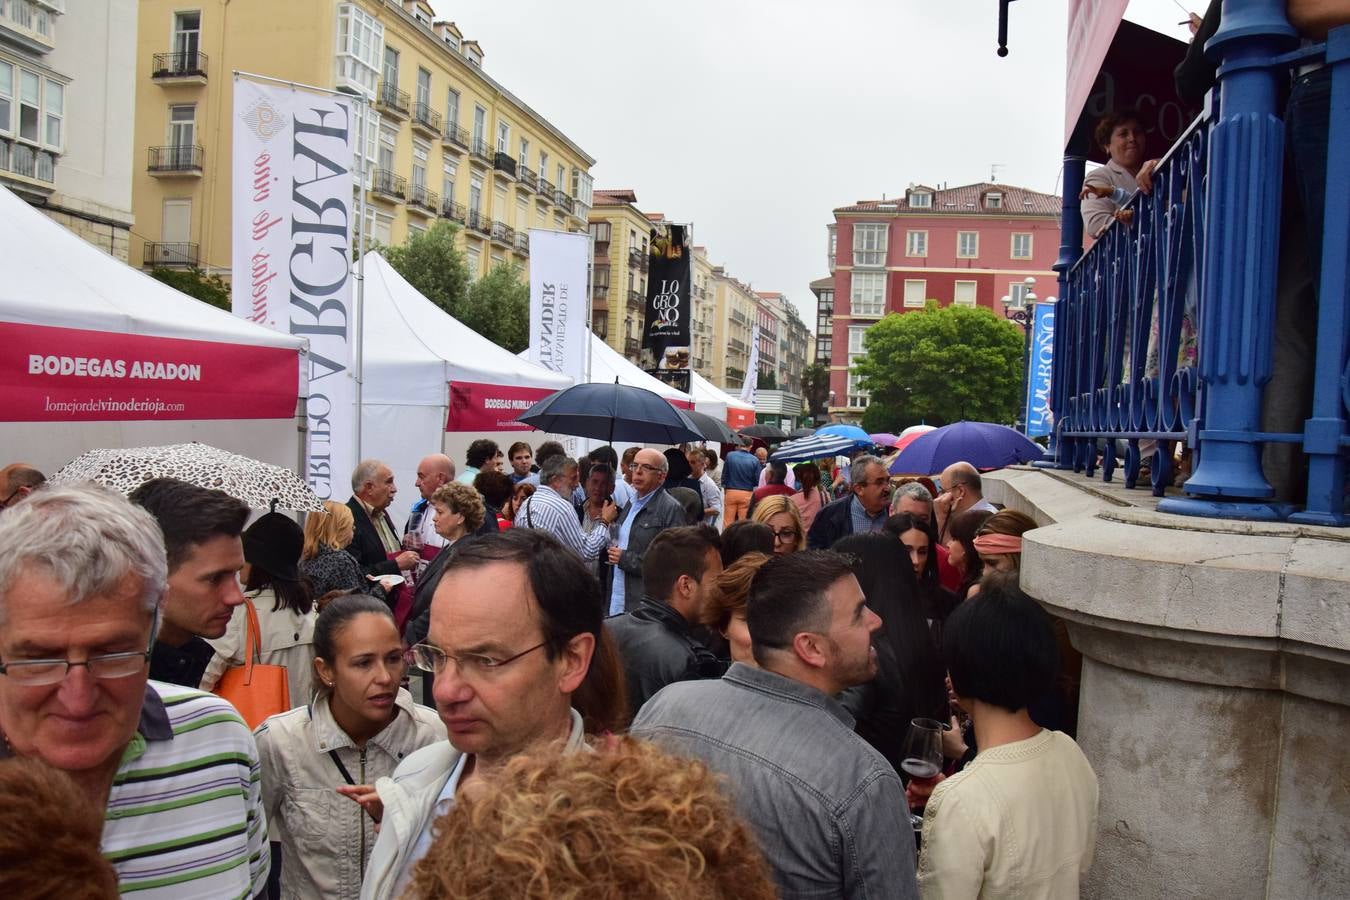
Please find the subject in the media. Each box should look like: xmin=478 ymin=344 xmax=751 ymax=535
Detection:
xmin=0 ymin=484 xmax=268 ymax=898
xmin=516 ymin=453 xmax=618 ymax=561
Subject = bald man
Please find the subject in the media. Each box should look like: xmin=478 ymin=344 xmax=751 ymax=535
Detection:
xmin=0 ymin=463 xmax=45 ymax=511
xmin=935 ymin=461 xmax=998 ymax=539
xmin=406 ymin=454 xmax=456 ymax=550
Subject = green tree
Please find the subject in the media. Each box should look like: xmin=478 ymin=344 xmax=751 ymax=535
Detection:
xmin=381 ymin=220 xmax=472 ymax=319
xmin=852 ymin=302 xmax=1025 ymax=431
xmin=461 ymin=262 xmax=530 ymax=353
xmin=149 ymin=267 xmax=231 ymax=311
xmin=759 ymin=369 xmax=778 ymax=390
xmin=800 ymin=361 xmax=830 ymax=419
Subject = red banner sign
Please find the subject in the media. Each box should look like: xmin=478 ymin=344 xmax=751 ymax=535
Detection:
xmin=446 ymin=381 xmax=559 ymax=432
xmin=727 ymin=406 xmax=756 ymax=429
xmin=0 ymin=322 xmax=300 ymax=422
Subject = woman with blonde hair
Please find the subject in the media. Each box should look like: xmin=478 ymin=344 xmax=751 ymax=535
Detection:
xmin=750 ymin=494 xmax=806 ymax=555
xmin=973 ymin=509 xmax=1039 ymax=577
xmin=300 ymin=500 xmax=388 ymax=600
xmin=700 ymin=551 xmax=772 ymax=666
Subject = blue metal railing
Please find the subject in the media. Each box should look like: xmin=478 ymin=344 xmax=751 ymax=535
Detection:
xmin=1047 ymin=8 xmax=1349 ymax=525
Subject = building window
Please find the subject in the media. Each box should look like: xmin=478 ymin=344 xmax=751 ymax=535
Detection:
xmin=469 ymin=173 xmax=483 ymax=213
xmin=382 ymin=45 xmax=399 ymax=89
xmin=847 ymin=325 xmax=868 ymax=357
xmin=0 ymin=62 xmax=11 ymax=136
xmin=173 ymin=11 xmax=201 ymax=60
xmin=903 ymin=279 xmax=927 ymax=308
xmin=377 ymin=125 xmax=395 ymax=173
xmin=909 ymin=191 xmax=932 ymax=208
xmin=167 ymin=103 xmax=196 ymax=151
xmin=518 ymin=137 xmax=529 ymax=169
xmin=1008 ymin=281 xmax=1032 ymax=308
xmin=538 ymin=149 xmax=548 ymax=182
xmin=18 ymin=69 xmax=39 ymax=143
xmin=496 ymin=119 xmax=510 ymax=154
xmin=472 ymin=105 xmax=486 ymax=146
xmin=415 ymin=68 xmax=431 ymax=110
xmin=362 ymin=207 xmax=392 ymax=246
xmin=556 ymin=163 xmax=566 ymax=193
xmin=466 ymin=245 xmax=481 ymax=275
xmin=957 ymin=231 xmax=978 ymax=258
xmin=827 ymin=225 xmax=837 ymax=271
xmin=442 ymin=159 xmax=456 ymax=207
xmin=852 ymin=223 xmax=888 ymax=267
xmin=162 ymin=198 xmax=191 ymax=244
xmin=850 ymin=271 xmax=885 ymax=317
xmin=335 ymin=4 xmax=384 ymax=97
xmin=906 ymin=230 xmax=927 ymax=257
xmin=445 ymin=88 xmax=459 ymax=127
xmin=847 ymin=371 xmax=869 ymax=408
xmin=985 ymin=192 xmax=1003 ymax=209
xmin=408 ymin=222 xmax=426 ymax=239
xmin=411 ymin=140 xmax=428 ymax=188
xmin=1011 ymin=232 xmax=1033 ymax=259
xmin=954 ymin=280 xmax=977 ymax=307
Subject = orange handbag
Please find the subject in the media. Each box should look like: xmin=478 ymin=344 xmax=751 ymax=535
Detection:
xmin=212 ymin=598 xmax=291 ymax=729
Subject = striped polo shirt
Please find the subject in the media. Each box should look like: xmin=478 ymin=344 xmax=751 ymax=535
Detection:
xmin=102 ymin=681 xmax=269 ymax=897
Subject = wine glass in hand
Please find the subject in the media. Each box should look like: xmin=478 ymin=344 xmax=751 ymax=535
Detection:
xmin=900 ymin=717 xmax=945 ymax=831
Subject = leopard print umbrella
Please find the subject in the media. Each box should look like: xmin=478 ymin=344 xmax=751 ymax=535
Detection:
xmin=51 ymin=442 xmax=324 ymax=512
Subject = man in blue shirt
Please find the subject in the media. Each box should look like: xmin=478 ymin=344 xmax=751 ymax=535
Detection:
xmin=607 ymin=449 xmax=686 ymax=615
xmin=721 ymin=441 xmax=762 ymax=525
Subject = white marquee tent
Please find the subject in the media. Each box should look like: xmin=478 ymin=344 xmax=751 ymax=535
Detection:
xmin=690 ymin=370 xmax=756 ymax=428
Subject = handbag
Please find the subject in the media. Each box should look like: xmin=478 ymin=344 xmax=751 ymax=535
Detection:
xmin=212 ymin=598 xmax=291 ymax=729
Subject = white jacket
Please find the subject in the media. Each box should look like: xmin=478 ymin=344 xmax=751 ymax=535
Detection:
xmin=254 ymin=689 xmax=446 ymax=900
xmin=360 ymin=708 xmax=588 ymax=900
xmin=203 ymin=588 xmax=317 ymax=707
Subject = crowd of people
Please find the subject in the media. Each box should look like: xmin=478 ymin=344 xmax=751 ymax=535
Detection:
xmin=0 ymin=438 xmax=1098 ymax=899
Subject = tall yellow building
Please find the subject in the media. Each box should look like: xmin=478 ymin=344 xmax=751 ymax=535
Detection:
xmin=132 ymin=0 xmax=594 ymax=278
xmin=587 ymin=188 xmax=652 ymax=361
xmin=690 ymin=246 xmax=716 ymax=380
xmin=710 ymin=267 xmax=758 ymax=392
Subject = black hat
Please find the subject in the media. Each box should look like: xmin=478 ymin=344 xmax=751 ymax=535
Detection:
xmin=242 ymin=512 xmax=304 ymax=582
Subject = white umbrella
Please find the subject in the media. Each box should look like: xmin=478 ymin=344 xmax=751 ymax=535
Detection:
xmin=51 ymin=442 xmax=324 ymax=512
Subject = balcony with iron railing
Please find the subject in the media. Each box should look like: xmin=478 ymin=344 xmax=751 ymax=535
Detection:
xmin=627 ymin=247 xmax=646 ymax=270
xmin=441 ymin=125 xmax=468 ymax=155
xmin=151 ymin=50 xmax=207 ymax=83
xmin=554 ymin=190 xmax=574 ymax=215
xmin=489 ymin=220 xmax=515 ymax=247
xmin=407 ymin=183 xmax=438 ymax=216
xmin=147 ymin=145 xmax=203 ymax=176
xmin=370 ymin=168 xmax=406 ymax=202
xmin=627 ymin=289 xmax=644 ymax=309
xmin=466 ymin=209 xmax=491 ymax=236
xmin=469 ymin=138 xmax=492 ymax=166
xmin=0 ymin=137 xmax=56 ymax=193
xmin=624 ymin=337 xmax=641 ymax=359
xmin=411 ymin=101 xmax=441 ymax=137
xmin=143 ymin=242 xmax=198 ymax=268
xmin=514 ymin=232 xmax=529 ymax=256
xmin=517 ymin=165 xmax=537 ymax=191
xmin=1046 ymin=28 xmax=1348 ymax=526
xmin=537 ymin=177 xmax=555 ymax=203
xmin=441 ymin=199 xmax=466 ymax=224
xmin=492 ymin=151 xmax=516 ymax=180
xmin=376 ymin=82 xmax=409 ymax=119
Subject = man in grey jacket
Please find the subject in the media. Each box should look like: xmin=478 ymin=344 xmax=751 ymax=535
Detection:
xmin=606 ymin=448 xmax=687 ymax=615
xmin=632 ymin=550 xmax=918 ymax=900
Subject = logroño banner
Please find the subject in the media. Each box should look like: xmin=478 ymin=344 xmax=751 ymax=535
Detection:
xmin=0 ymin=322 xmax=299 ymax=422
xmin=232 ymin=76 xmax=356 ymax=501
xmin=1025 ymin=302 xmax=1055 ymax=438
xmin=643 ymin=222 xmax=692 ymax=394
xmin=527 ymin=230 xmax=590 ymax=384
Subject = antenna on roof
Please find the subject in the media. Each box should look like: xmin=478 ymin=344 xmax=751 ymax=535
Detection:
xmin=990 ymin=164 xmax=1005 ymax=183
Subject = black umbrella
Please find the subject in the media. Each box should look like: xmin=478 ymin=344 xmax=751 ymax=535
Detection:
xmin=682 ymin=409 xmax=740 ymax=444
xmin=516 ymin=381 xmax=704 ymax=444
xmin=739 ymin=423 xmax=787 ymax=442
xmin=788 ymin=426 xmax=817 ymax=439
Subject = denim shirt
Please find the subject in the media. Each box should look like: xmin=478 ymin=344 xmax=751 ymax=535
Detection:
xmin=631 ymin=663 xmax=918 ymax=900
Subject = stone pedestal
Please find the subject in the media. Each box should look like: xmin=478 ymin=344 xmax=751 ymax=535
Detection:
xmin=985 ymin=468 xmax=1350 ymax=899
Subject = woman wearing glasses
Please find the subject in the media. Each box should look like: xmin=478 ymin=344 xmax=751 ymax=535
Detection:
xmin=253 ymin=593 xmax=445 ymax=900
xmin=750 ymin=495 xmax=806 ymax=555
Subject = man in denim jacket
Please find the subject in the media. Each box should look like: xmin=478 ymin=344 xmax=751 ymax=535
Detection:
xmin=632 ymin=550 xmax=918 ymax=900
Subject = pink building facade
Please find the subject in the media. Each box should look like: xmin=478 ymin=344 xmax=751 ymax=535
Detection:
xmin=825 ymin=182 xmax=1060 ymax=417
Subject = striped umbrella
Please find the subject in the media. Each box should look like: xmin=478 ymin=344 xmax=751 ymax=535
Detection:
xmin=769 ymin=433 xmax=861 ymax=464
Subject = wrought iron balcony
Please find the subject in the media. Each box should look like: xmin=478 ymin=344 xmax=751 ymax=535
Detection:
xmin=441 ymin=199 xmax=466 ymax=223
xmin=147 ymin=145 xmax=203 ymax=174
xmin=514 ymin=232 xmax=530 ymax=256
xmin=537 ymin=177 xmax=555 ymax=201
xmin=442 ymin=123 xmax=469 ymax=151
xmin=151 ymin=51 xmax=207 ymax=81
xmin=490 ymin=220 xmax=515 ymax=246
xmin=628 ymin=248 xmax=647 ymax=270
xmin=624 ymin=337 xmax=641 ymax=359
xmin=466 ymin=209 xmax=491 ymax=236
xmin=469 ymin=138 xmax=492 ymax=165
xmin=408 ymin=183 xmax=439 ymax=215
xmin=143 ymin=242 xmax=198 ymax=268
xmin=411 ymin=101 xmax=441 ymax=136
xmin=627 ymin=289 xmax=645 ymax=309
xmin=517 ymin=165 xmax=537 ymax=191
xmin=492 ymin=151 xmax=517 ymax=179
xmin=554 ymin=190 xmax=574 ymax=215
xmin=376 ymin=82 xmax=409 ymax=118
xmin=371 ymin=168 xmax=406 ymax=201
xmin=1047 ymin=28 xmax=1349 ymax=525
xmin=0 ymin=138 xmax=55 ymax=188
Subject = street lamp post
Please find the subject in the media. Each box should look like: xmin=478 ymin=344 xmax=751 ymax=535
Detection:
xmin=1002 ymin=275 xmax=1036 ymax=432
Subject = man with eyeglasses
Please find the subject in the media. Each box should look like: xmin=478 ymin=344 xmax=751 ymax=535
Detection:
xmin=0 ymin=462 xmax=44 ymax=510
xmin=807 ymin=454 xmax=894 ymax=550
xmin=606 ymin=448 xmax=687 ymax=616
xmin=934 ymin=461 xmax=998 ymax=541
xmin=0 ymin=484 xmax=269 ymax=897
xmin=350 ymin=530 xmax=606 ymax=900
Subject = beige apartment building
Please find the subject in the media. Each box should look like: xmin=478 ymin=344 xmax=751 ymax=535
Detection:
xmin=710 ymin=266 xmax=758 ymax=393
xmin=131 ymin=0 xmax=594 ymax=278
xmin=587 ymin=188 xmax=652 ymax=360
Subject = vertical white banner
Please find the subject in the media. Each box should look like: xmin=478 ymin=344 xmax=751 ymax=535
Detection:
xmin=232 ymin=76 xmax=356 ymax=501
xmin=527 ymin=229 xmax=590 ymax=385
xmin=740 ymin=324 xmax=761 ymax=405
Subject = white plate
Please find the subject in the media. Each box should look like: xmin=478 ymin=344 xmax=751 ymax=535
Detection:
xmin=369 ymin=574 xmax=405 ymax=588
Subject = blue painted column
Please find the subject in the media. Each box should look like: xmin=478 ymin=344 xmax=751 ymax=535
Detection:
xmin=1043 ymin=154 xmax=1085 ymax=469
xmin=1159 ymin=0 xmax=1298 ymax=520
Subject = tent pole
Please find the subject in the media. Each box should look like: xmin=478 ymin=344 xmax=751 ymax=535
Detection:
xmin=353 ymin=95 xmax=368 ymax=464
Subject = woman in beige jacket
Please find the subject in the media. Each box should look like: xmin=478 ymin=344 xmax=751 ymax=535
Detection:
xmin=254 ymin=593 xmax=445 ymax=900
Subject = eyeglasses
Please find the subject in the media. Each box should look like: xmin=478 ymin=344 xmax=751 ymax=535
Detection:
xmin=626 ymin=463 xmax=663 ymax=474
xmin=859 ymin=479 xmax=891 ymax=489
xmin=771 ymin=528 xmax=801 ymax=543
xmin=408 ymin=641 xmax=547 ymax=680
xmin=0 ymin=649 xmax=151 ymax=686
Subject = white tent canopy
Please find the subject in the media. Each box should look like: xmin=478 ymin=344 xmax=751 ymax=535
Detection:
xmin=0 ymin=184 xmax=308 ymax=476
xmin=519 ymin=331 xmax=694 ymax=408
xmin=690 ymin=370 xmax=755 ymax=423
xmin=359 ymin=251 xmax=570 ymax=524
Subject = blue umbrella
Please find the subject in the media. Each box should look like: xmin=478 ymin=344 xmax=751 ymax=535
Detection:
xmin=770 ymin=433 xmax=860 ymax=464
xmin=516 ymin=382 xmax=704 ymax=444
xmin=816 ymin=423 xmax=872 ymax=444
xmin=888 ymin=420 xmax=1044 ymax=474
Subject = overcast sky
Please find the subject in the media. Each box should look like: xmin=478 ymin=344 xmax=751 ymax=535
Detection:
xmin=430 ymin=1 xmax=1194 ymax=325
